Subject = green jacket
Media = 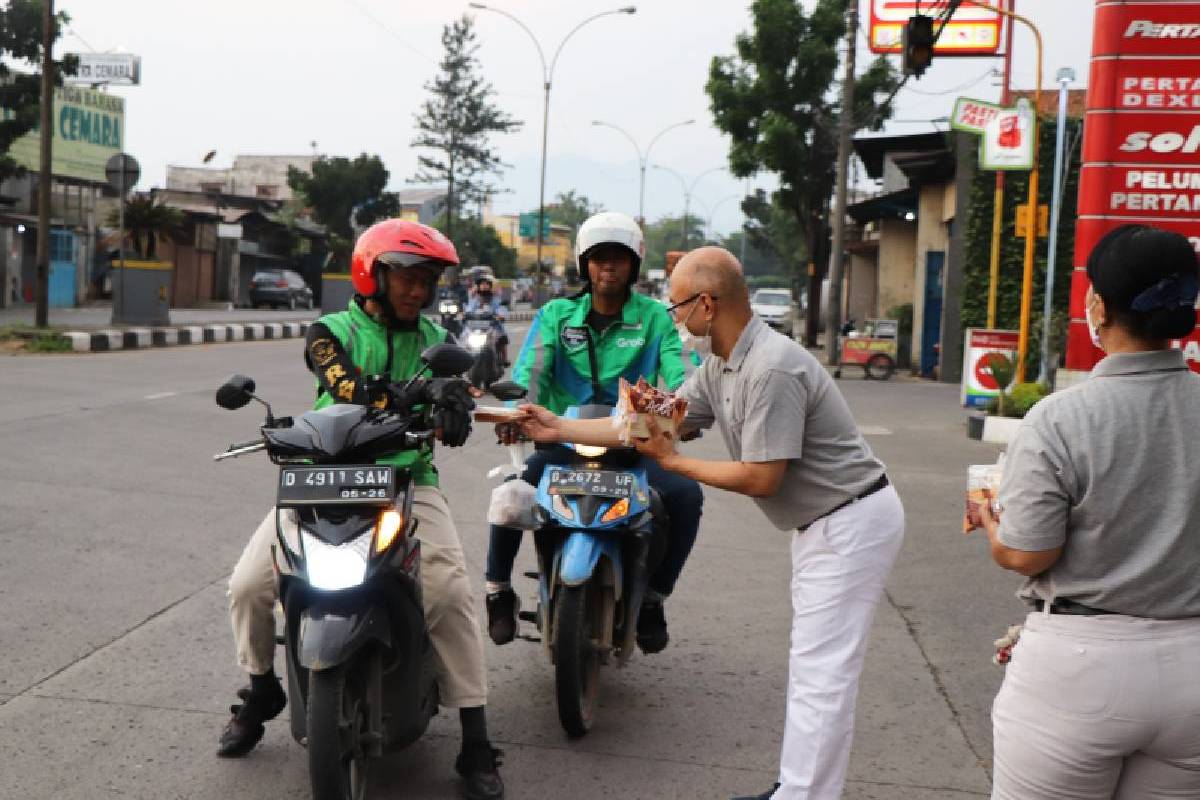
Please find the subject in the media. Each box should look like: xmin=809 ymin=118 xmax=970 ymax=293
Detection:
xmin=512 ymin=291 xmax=686 ymax=414
xmin=313 ymin=300 xmax=448 ymax=487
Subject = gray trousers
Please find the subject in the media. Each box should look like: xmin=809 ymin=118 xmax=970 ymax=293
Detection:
xmin=227 ymin=486 xmax=489 ymax=708
xmin=992 ymin=611 xmax=1200 ymax=799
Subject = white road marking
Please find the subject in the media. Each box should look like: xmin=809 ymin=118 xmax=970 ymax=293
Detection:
xmin=144 ymin=391 xmax=179 ymax=400
xmin=859 ymin=425 xmax=892 ymax=436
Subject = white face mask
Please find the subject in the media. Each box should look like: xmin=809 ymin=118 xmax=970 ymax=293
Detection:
xmin=1085 ymin=291 xmax=1104 ymax=351
xmin=677 ymin=298 xmax=713 ymax=359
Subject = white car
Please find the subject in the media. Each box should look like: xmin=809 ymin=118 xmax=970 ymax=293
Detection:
xmin=751 ymin=288 xmax=796 ymax=337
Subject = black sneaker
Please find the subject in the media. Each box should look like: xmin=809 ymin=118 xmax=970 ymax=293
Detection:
xmin=732 ymin=784 xmax=779 ymax=800
xmin=486 ymin=588 xmax=519 ymax=646
xmin=636 ymin=597 xmax=669 ymax=654
xmin=216 ymin=679 xmax=287 ymax=758
xmin=455 ymin=741 xmax=504 ymax=800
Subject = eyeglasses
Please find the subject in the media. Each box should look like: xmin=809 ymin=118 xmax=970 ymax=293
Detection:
xmin=665 ymin=292 xmax=717 ymax=321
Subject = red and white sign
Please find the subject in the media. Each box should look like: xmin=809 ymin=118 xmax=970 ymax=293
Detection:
xmin=1065 ymin=1 xmax=1200 ymax=373
xmin=869 ymin=0 xmax=1002 ymax=55
xmin=962 ymin=328 xmax=1019 ymax=408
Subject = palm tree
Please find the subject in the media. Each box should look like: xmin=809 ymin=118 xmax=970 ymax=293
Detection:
xmin=108 ymin=195 xmax=183 ymax=259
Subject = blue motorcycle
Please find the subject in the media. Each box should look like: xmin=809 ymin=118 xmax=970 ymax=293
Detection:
xmin=490 ymin=382 xmax=667 ymax=738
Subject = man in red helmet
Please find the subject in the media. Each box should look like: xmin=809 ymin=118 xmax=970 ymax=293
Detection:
xmin=217 ymin=220 xmax=504 ymax=799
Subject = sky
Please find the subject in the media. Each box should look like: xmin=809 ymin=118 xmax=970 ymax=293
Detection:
xmin=60 ymin=0 xmax=1097 ymax=238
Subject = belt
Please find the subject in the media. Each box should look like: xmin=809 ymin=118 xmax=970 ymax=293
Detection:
xmin=1033 ymin=598 xmax=1114 ymax=616
xmin=798 ymin=474 xmax=890 ymax=532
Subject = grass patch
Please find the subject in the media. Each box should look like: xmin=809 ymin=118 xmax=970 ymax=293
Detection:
xmin=0 ymin=324 xmax=72 ymax=353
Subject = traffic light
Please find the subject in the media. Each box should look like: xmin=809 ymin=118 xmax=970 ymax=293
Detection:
xmin=902 ymin=14 xmax=935 ymax=77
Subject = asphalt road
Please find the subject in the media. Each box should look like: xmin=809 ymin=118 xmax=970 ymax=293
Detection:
xmin=0 ymin=325 xmax=1017 ymax=800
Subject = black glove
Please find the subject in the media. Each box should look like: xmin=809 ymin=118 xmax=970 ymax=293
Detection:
xmin=427 ymin=378 xmax=475 ymax=447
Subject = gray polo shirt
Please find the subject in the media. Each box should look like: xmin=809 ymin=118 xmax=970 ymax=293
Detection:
xmin=678 ymin=315 xmax=885 ymax=530
xmin=999 ymin=349 xmax=1200 ymax=618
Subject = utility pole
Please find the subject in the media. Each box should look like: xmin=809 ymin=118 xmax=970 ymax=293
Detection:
xmin=824 ymin=0 xmax=857 ymax=364
xmin=34 ymin=0 xmax=54 ymax=328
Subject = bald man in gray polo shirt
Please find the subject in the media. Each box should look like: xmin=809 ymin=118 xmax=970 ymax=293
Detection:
xmin=516 ymin=247 xmax=906 ymax=800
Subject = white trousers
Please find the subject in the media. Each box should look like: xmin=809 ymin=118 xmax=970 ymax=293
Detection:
xmin=774 ymin=485 xmax=905 ymax=800
xmin=227 ymin=486 xmax=489 ymax=708
xmin=992 ymin=611 xmax=1200 ymax=799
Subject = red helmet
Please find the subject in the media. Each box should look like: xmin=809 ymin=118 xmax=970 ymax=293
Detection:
xmin=350 ymin=219 xmax=459 ymax=298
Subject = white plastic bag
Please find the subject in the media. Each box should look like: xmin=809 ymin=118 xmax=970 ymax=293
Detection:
xmin=487 ymin=479 xmax=538 ymax=529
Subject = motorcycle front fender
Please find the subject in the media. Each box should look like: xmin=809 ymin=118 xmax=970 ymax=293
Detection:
xmin=558 ymin=530 xmax=622 ymax=588
xmin=297 ymin=604 xmax=391 ymax=671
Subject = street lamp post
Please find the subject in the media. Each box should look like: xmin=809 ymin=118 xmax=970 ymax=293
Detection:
xmin=1039 ymin=66 xmax=1075 ymax=384
xmin=651 ymin=164 xmax=726 ymax=250
xmin=470 ymin=3 xmax=636 ymax=306
xmin=590 ymin=118 xmax=694 ymax=225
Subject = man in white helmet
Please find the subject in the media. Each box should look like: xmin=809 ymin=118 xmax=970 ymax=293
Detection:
xmin=484 ymin=212 xmax=705 ymax=654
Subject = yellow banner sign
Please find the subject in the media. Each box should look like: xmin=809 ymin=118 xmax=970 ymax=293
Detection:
xmin=3 ymin=85 xmax=124 ymax=183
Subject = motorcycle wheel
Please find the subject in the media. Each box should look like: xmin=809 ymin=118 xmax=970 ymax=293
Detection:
xmin=554 ymin=584 xmax=600 ymax=738
xmin=307 ymin=665 xmax=370 ymax=800
xmin=470 ymin=347 xmax=497 ymax=391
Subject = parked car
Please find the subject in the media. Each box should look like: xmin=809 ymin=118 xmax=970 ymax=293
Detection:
xmin=249 ymin=269 xmax=314 ymax=310
xmin=750 ymin=288 xmax=796 ymax=337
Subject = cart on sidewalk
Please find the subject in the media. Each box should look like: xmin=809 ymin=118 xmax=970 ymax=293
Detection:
xmin=833 ymin=318 xmax=899 ymax=380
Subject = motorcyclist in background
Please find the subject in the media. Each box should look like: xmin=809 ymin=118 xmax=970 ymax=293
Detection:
xmin=216 ymin=219 xmax=505 ymax=800
xmin=465 ymin=276 xmax=510 ymax=367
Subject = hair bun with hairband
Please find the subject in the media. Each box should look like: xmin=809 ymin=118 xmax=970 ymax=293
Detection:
xmin=1131 ymin=272 xmax=1200 ymax=313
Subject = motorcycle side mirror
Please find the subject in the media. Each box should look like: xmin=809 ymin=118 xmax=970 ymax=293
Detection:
xmin=421 ymin=343 xmax=475 ymax=378
xmin=216 ymin=374 xmax=257 ymax=410
xmin=490 ymin=381 xmax=527 ymax=402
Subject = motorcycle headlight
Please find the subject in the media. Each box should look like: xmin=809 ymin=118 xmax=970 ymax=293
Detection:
xmin=467 ymin=331 xmax=488 ymax=347
xmin=551 ymin=493 xmax=574 ymax=522
xmin=302 ymin=531 xmax=370 ymax=590
xmin=573 ymin=444 xmax=607 ymax=458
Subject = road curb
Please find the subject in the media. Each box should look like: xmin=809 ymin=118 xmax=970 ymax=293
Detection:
xmin=63 ymin=321 xmax=312 ymax=353
xmin=60 ymin=312 xmax=536 ymax=353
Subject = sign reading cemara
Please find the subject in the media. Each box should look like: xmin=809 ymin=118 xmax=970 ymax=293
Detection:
xmin=1066 ymin=1 xmax=1200 ymax=374
xmin=66 ymin=53 xmax=141 ymax=86
xmin=2 ymin=85 xmax=123 ymax=183
xmin=869 ymin=0 xmax=1001 ymax=55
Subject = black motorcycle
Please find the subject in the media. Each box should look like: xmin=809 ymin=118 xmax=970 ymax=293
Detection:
xmin=214 ymin=343 xmax=475 ymax=800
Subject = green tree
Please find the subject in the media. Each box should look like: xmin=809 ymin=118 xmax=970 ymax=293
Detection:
xmin=962 ymin=118 xmax=1083 ymax=376
xmin=434 ymin=214 xmax=518 ymax=278
xmin=411 ymin=15 xmax=521 ymax=244
xmin=546 ymin=190 xmax=603 ymax=241
xmin=108 ymin=195 xmax=183 ymax=259
xmin=706 ymin=0 xmax=898 ymax=341
xmin=287 ymin=154 xmax=398 ymax=269
xmin=0 ymin=1 xmax=77 ymax=182
xmin=642 ymin=214 xmax=705 ymax=274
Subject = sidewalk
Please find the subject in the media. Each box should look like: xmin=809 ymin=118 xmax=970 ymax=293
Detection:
xmin=1 ymin=303 xmax=535 ymax=353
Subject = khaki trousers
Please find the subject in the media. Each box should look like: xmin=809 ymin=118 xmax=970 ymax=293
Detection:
xmin=228 ymin=485 xmax=489 ymax=708
xmin=993 ymin=611 xmax=1200 ymax=799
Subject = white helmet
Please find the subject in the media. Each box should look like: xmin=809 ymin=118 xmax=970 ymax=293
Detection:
xmin=575 ymin=212 xmax=645 ymax=284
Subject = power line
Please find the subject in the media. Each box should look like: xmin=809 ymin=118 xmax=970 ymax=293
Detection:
xmin=900 ymin=67 xmax=996 ymax=96
xmin=345 ymin=0 xmax=435 ymax=63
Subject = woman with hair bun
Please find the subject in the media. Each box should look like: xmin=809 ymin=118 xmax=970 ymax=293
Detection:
xmin=977 ymin=224 xmax=1200 ymax=799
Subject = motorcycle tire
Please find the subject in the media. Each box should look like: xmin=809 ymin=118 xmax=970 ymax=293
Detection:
xmin=865 ymin=353 xmax=896 ymax=381
xmin=307 ymin=665 xmax=370 ymax=800
xmin=289 ymin=295 xmax=298 ymax=311
xmin=470 ymin=347 xmax=498 ymax=391
xmin=554 ymin=584 xmax=600 ymax=738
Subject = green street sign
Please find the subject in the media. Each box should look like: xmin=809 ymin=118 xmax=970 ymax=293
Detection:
xmin=519 ymin=212 xmax=551 ymax=238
